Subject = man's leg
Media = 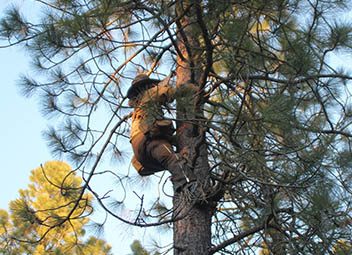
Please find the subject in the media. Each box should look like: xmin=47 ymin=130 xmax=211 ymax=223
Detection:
xmin=131 ymin=155 xmax=158 ymax=176
xmin=146 ymin=139 xmax=196 ymax=191
xmin=131 ymin=133 xmax=165 ymax=175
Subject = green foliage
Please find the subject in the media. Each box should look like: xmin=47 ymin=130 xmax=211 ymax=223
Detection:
xmin=130 ymin=240 xmax=160 ymax=255
xmin=328 ymin=22 xmax=352 ymax=49
xmin=130 ymin=240 xmax=150 ymax=255
xmin=0 ymin=161 xmax=111 ymax=255
xmin=1 ymin=0 xmax=352 ymax=254
xmin=333 ymin=240 xmax=352 ymax=255
xmin=0 ymin=7 xmax=29 ymax=39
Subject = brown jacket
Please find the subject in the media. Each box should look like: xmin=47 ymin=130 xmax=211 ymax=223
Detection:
xmin=129 ymin=83 xmax=175 ymax=141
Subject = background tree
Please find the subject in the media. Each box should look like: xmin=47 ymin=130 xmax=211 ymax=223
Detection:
xmin=0 ymin=161 xmax=112 ymax=255
xmin=130 ymin=240 xmax=161 ymax=255
xmin=1 ymin=0 xmax=352 ymax=254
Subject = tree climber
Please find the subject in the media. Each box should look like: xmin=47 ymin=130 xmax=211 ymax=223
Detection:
xmin=127 ymin=73 xmax=197 ymax=192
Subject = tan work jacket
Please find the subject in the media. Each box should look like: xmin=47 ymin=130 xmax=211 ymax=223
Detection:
xmin=130 ymin=83 xmax=175 ymax=142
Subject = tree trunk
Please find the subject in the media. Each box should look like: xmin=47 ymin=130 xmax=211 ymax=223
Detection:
xmin=173 ymin=1 xmax=213 ymax=254
xmin=173 ymin=197 xmax=212 ymax=254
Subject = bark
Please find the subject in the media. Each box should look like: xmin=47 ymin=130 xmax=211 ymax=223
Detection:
xmin=173 ymin=1 xmax=213 ymax=254
xmin=173 ymin=197 xmax=212 ymax=254
xmin=173 ymin=142 xmax=213 ymax=255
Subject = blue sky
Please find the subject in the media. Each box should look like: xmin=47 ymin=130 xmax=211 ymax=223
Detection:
xmin=1 ymin=1 xmax=351 ymax=254
xmin=0 ymin=2 xmax=171 ymax=254
xmin=0 ymin=43 xmax=167 ymax=253
xmin=0 ymin=1 xmax=141 ymax=254
xmin=0 ymin=39 xmax=51 ymax=206
xmin=0 ymin=1 xmax=49 ymax=199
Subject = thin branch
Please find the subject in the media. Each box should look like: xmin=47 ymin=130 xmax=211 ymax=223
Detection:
xmin=208 ymin=223 xmax=266 ymax=254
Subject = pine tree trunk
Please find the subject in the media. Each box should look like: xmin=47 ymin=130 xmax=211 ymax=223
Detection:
xmin=173 ymin=196 xmax=212 ymax=254
xmin=173 ymin=1 xmax=213 ymax=254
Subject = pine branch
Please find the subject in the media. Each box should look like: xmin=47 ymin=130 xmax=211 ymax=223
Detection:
xmin=208 ymin=223 xmax=266 ymax=254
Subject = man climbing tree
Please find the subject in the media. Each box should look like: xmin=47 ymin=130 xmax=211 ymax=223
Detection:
xmin=127 ymin=73 xmax=197 ymax=193
xmin=1 ymin=0 xmax=352 ymax=254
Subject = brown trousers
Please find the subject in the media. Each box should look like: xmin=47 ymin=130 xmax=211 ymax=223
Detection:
xmin=131 ymin=132 xmax=196 ymax=191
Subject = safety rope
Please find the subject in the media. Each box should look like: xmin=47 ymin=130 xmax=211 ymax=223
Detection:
xmin=162 ymin=144 xmax=190 ymax=183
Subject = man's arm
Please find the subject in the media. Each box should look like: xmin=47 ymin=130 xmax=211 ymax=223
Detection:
xmin=141 ymin=78 xmax=199 ymax=105
xmin=141 ymin=83 xmax=176 ymax=104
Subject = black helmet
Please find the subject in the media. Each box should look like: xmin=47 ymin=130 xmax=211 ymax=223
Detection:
xmin=127 ymin=74 xmax=160 ymax=99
